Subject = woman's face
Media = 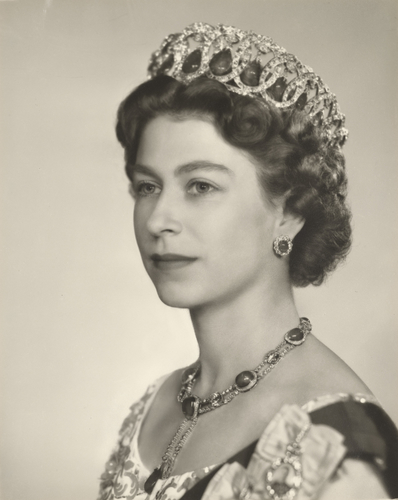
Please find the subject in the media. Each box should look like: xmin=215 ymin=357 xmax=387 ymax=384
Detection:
xmin=131 ymin=115 xmax=284 ymax=309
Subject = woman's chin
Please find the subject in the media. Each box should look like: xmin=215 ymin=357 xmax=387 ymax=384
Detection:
xmin=154 ymin=284 xmax=203 ymax=309
xmin=155 ymin=292 xmax=192 ymax=309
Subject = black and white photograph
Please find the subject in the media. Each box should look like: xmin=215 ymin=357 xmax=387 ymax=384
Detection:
xmin=1 ymin=1 xmax=397 ymax=499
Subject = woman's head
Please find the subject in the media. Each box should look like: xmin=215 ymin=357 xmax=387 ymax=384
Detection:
xmin=130 ymin=113 xmax=300 ymax=308
xmin=116 ymin=75 xmax=352 ymax=288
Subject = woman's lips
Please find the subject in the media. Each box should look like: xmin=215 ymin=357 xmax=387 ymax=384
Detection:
xmin=150 ymin=253 xmax=198 ymax=270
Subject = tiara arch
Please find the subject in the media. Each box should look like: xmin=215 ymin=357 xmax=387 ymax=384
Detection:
xmin=147 ymin=22 xmax=348 ymax=148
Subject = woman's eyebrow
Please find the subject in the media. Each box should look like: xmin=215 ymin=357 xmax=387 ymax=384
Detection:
xmin=128 ymin=163 xmax=163 ymax=183
xmin=175 ymin=161 xmax=234 ymax=176
xmin=130 ymin=161 xmax=234 ymax=178
xmin=129 ymin=163 xmax=158 ymax=176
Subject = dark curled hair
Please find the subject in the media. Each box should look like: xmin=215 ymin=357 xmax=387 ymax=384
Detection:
xmin=116 ymin=75 xmax=352 ymax=287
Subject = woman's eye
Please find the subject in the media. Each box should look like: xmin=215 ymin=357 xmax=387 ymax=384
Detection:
xmin=136 ymin=182 xmax=160 ymax=196
xmin=187 ymin=181 xmax=216 ymax=195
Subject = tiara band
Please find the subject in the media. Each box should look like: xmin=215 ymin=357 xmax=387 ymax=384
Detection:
xmin=147 ymin=22 xmax=348 ymax=148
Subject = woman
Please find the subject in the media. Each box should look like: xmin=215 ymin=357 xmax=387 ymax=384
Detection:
xmin=98 ymin=23 xmax=398 ymax=500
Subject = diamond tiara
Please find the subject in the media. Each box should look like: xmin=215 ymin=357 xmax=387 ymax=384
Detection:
xmin=148 ymin=22 xmax=348 ymax=148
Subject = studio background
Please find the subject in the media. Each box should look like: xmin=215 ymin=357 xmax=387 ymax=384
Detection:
xmin=1 ymin=1 xmax=397 ymax=499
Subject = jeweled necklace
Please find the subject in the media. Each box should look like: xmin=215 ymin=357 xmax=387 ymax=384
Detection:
xmin=144 ymin=317 xmax=311 ymax=494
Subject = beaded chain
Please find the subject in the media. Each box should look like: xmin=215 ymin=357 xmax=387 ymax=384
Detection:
xmin=144 ymin=317 xmax=312 ymax=494
xmin=178 ymin=317 xmax=311 ymax=416
xmin=160 ymin=417 xmax=198 ymax=479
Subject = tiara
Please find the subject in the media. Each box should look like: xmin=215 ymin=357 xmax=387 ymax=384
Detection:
xmin=148 ymin=22 xmax=348 ymax=148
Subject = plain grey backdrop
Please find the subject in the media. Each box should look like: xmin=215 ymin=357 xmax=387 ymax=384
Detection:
xmin=1 ymin=1 xmax=397 ymax=499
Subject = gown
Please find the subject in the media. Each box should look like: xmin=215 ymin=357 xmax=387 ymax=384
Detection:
xmin=97 ymin=374 xmax=398 ymax=500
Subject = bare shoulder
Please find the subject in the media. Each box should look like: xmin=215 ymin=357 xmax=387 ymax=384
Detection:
xmin=279 ymin=333 xmax=373 ymax=406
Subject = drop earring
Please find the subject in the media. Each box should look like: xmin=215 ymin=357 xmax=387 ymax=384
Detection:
xmin=273 ymin=235 xmax=293 ymax=257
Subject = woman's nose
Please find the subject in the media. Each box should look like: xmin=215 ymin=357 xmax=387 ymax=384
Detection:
xmin=146 ymin=193 xmax=183 ymax=237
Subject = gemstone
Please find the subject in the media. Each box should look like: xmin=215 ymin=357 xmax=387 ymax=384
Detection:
xmin=181 ymin=366 xmax=199 ymax=384
xmin=285 ymin=328 xmax=304 ymax=345
xmin=156 ymin=53 xmax=174 ymax=75
xmin=193 ymin=33 xmax=205 ymax=43
xmin=267 ymin=76 xmax=287 ymax=101
xmin=182 ymin=49 xmax=202 ymax=74
xmin=210 ymin=392 xmax=223 ymax=406
xmin=240 ymin=61 xmax=262 ymax=86
xmin=144 ymin=467 xmax=162 ymax=494
xmin=178 ymin=388 xmax=189 ymax=402
xmin=209 ymin=49 xmax=233 ymax=76
xmin=278 ymin=240 xmax=289 ymax=253
xmin=296 ymin=92 xmax=307 ymax=110
xmin=266 ymin=457 xmax=302 ymax=499
xmin=314 ymin=110 xmax=324 ymax=125
xmin=182 ymin=396 xmax=199 ymax=419
xmin=267 ymin=351 xmax=281 ymax=364
xmin=235 ymin=370 xmax=257 ymax=392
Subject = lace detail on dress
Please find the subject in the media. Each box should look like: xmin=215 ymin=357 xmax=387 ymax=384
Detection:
xmin=97 ymin=377 xmax=218 ymax=500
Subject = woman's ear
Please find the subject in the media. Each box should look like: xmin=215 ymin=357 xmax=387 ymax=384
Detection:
xmin=273 ymin=201 xmax=305 ymax=241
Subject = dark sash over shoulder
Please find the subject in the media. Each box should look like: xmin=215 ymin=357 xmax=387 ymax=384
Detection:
xmin=180 ymin=401 xmax=398 ymax=500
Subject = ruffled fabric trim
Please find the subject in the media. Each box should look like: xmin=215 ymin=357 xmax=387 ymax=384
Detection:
xmin=301 ymin=392 xmax=381 ymax=414
xmin=202 ymin=404 xmax=347 ymax=500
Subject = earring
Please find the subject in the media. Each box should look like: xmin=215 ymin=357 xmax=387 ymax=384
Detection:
xmin=273 ymin=235 xmax=293 ymax=257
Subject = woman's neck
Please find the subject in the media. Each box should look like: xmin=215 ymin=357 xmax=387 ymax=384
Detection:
xmin=189 ymin=279 xmax=300 ymax=398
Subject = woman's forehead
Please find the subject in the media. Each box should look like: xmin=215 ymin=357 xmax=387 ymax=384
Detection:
xmin=136 ymin=115 xmax=256 ymax=175
xmin=138 ymin=115 xmax=223 ymax=155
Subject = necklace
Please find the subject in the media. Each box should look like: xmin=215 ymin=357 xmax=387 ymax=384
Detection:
xmin=144 ymin=317 xmax=311 ymax=494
